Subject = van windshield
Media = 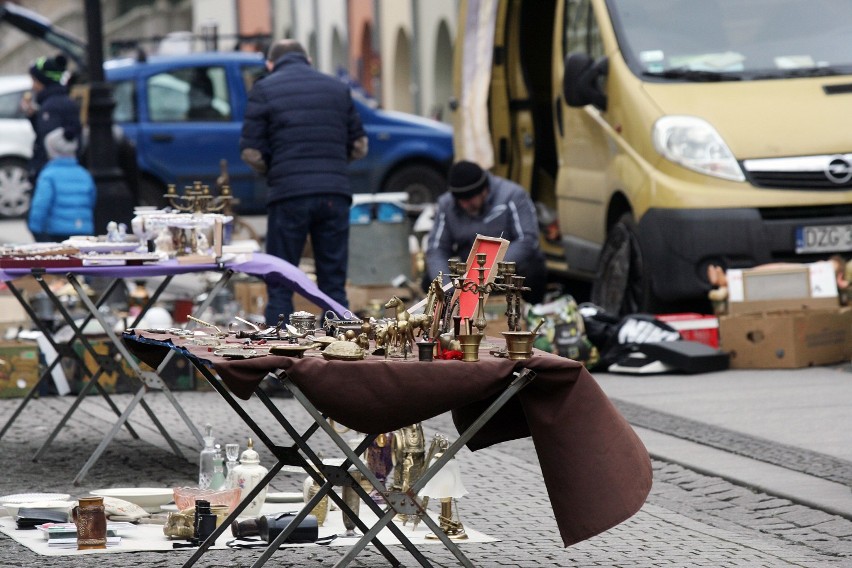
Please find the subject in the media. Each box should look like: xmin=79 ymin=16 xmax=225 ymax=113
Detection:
xmin=609 ymin=0 xmax=852 ymax=80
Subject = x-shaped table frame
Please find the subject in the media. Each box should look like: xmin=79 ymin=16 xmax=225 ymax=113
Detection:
xmin=0 ymin=266 xmax=235 ymax=484
xmin=168 ymin=344 xmax=536 ymax=568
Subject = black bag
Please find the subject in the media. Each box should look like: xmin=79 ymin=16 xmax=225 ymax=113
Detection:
xmin=580 ymin=304 xmax=681 ymax=370
xmin=226 ymin=513 xmax=333 ymax=549
xmin=259 ymin=512 xmax=318 ymax=544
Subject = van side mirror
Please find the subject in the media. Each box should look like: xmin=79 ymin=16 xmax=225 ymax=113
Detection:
xmin=563 ymin=53 xmax=608 ymax=111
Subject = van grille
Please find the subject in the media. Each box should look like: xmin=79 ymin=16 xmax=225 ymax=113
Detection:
xmin=742 ymin=154 xmax=852 ymax=190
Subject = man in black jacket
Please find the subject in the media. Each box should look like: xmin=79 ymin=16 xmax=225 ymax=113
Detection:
xmin=240 ymin=40 xmax=368 ymax=325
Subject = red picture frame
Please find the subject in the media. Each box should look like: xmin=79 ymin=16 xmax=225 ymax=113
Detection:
xmin=449 ymin=234 xmax=509 ymax=320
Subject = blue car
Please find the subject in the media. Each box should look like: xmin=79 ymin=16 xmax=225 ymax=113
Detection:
xmin=105 ymin=52 xmax=454 ymax=214
xmin=1 ymin=4 xmax=454 ymax=215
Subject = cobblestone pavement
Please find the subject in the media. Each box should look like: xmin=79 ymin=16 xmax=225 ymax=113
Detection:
xmin=0 ymin=388 xmax=851 ymax=567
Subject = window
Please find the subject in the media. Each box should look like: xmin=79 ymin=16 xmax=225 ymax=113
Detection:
xmin=0 ymin=89 xmax=27 ymax=120
xmin=565 ymin=0 xmax=604 ymax=59
xmin=147 ymin=66 xmax=231 ymax=123
xmin=111 ymin=80 xmax=136 ymax=122
xmin=241 ymin=64 xmax=266 ymax=94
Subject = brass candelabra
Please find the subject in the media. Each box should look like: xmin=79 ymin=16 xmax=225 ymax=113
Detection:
xmin=165 ymin=180 xmax=233 ymax=214
xmin=448 ymin=253 xmax=530 ymax=334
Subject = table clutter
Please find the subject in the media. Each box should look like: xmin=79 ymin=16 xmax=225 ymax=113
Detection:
xmin=123 ymin=299 xmax=651 ymax=567
xmin=0 ymin=493 xmax=496 ymax=557
xmin=0 ymin=222 xmax=651 ymax=565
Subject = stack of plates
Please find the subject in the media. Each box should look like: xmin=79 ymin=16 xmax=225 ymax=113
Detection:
xmin=0 ymin=493 xmax=73 ymax=518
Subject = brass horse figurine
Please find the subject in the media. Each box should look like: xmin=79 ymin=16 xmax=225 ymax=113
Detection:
xmin=384 ymin=296 xmax=432 ymax=339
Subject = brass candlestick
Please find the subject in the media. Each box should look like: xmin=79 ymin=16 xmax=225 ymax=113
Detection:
xmin=448 ymin=255 xmax=531 ymax=334
xmin=449 ymin=253 xmax=492 ymax=333
xmin=165 ymin=180 xmax=233 ymax=214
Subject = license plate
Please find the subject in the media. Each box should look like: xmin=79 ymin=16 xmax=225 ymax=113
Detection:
xmin=795 ymin=224 xmax=852 ymax=253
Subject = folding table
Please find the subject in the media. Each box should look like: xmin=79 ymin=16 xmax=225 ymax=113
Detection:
xmin=124 ymin=330 xmax=652 ymax=567
xmin=0 ymin=253 xmax=347 ymax=484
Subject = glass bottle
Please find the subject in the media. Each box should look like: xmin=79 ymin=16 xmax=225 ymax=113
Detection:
xmin=224 ymin=443 xmax=240 ymax=484
xmin=209 ymin=445 xmax=226 ymax=490
xmin=198 ymin=424 xmax=216 ymax=489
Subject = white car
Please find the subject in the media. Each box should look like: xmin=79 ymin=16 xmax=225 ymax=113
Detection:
xmin=0 ymin=74 xmax=35 ymax=218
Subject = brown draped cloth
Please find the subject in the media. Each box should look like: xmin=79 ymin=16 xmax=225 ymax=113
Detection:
xmin=125 ymin=331 xmax=652 ymax=547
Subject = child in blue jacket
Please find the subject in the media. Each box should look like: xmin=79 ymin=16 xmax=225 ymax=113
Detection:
xmin=27 ymin=127 xmax=97 ymax=242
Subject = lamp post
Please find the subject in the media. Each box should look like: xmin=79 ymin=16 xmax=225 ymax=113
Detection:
xmin=84 ymin=0 xmax=134 ymax=232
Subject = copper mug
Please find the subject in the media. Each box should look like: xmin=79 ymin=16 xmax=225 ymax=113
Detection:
xmin=73 ymin=496 xmax=107 ymax=550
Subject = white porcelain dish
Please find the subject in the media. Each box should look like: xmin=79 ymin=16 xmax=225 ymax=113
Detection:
xmin=90 ymin=488 xmax=174 ymax=513
xmin=0 ymin=493 xmax=70 ymax=504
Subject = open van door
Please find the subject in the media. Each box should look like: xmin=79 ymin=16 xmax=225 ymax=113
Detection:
xmin=452 ymin=0 xmax=563 ymax=269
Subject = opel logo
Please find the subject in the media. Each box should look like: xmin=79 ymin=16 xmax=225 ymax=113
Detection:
xmin=825 ymin=155 xmax=852 ymax=184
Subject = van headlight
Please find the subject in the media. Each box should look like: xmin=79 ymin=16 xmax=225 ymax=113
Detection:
xmin=652 ymin=116 xmax=745 ymax=182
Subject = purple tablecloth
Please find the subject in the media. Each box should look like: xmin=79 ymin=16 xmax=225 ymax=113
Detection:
xmin=0 ymin=252 xmax=348 ymax=318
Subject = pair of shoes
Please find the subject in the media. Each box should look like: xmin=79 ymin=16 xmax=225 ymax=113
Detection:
xmin=257 ymin=374 xmax=293 ymax=398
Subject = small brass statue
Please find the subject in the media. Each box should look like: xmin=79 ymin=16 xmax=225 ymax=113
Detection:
xmin=391 ymin=423 xmax=427 ymax=523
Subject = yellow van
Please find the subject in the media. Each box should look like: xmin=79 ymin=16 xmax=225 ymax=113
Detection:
xmin=453 ymin=0 xmax=852 ymax=315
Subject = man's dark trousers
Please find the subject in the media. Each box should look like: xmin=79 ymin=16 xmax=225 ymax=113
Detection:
xmin=265 ymin=194 xmax=350 ymax=325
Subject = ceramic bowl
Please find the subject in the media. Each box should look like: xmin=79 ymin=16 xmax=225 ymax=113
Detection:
xmin=173 ymin=487 xmax=242 ymax=513
xmin=90 ymin=488 xmax=174 ymax=513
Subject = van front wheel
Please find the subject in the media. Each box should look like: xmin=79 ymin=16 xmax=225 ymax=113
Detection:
xmin=591 ymin=213 xmax=648 ymax=317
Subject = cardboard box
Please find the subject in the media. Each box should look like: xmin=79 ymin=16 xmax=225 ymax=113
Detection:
xmin=233 ymin=279 xmax=268 ymax=317
xmin=719 ymin=308 xmax=852 ymax=369
xmin=0 ymin=340 xmax=40 ymax=398
xmin=658 ymin=313 xmax=720 ymax=348
xmin=0 ymin=294 xmax=29 ymax=337
xmin=726 ymin=262 xmax=839 ymax=315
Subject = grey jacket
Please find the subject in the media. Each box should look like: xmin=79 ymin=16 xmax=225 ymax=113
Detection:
xmin=425 ymin=173 xmax=544 ymax=282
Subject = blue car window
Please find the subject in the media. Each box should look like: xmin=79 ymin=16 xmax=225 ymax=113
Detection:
xmin=111 ymin=80 xmax=136 ymax=122
xmin=147 ymin=66 xmax=231 ymax=122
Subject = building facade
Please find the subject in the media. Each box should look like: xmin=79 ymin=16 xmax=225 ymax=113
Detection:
xmin=0 ymin=0 xmax=457 ymax=121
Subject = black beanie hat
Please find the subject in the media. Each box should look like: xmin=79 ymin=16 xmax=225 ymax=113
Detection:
xmin=29 ymin=54 xmax=67 ymax=85
xmin=448 ymin=160 xmax=488 ymax=199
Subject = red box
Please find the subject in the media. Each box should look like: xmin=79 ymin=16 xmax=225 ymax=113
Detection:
xmin=657 ymin=313 xmax=720 ymax=348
